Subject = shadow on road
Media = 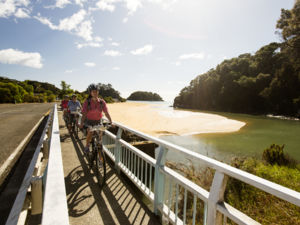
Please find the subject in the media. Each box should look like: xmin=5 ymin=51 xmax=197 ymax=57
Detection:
xmin=64 ymin=127 xmax=160 ymax=224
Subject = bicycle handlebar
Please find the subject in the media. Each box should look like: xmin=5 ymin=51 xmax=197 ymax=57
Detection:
xmin=70 ymin=111 xmax=82 ymax=115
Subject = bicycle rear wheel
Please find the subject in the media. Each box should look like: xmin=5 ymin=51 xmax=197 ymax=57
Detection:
xmin=96 ymin=146 xmax=106 ymax=187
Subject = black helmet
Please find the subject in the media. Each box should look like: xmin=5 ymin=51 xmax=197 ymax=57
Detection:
xmin=72 ymin=94 xmax=77 ymax=98
xmin=65 ymin=95 xmax=69 ymax=98
xmin=87 ymin=83 xmax=99 ymax=93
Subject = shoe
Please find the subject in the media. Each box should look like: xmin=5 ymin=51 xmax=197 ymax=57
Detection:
xmin=84 ymin=146 xmax=90 ymax=154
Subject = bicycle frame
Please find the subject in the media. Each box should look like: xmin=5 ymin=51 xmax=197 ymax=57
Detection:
xmin=86 ymin=123 xmax=111 ymax=187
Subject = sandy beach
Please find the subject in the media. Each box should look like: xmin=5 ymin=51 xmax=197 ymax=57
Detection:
xmin=107 ymin=102 xmax=246 ymax=137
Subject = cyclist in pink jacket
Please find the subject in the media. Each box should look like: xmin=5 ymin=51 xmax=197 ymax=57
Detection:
xmin=80 ymin=84 xmax=113 ymax=153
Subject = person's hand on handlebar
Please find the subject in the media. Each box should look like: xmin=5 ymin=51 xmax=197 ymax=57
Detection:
xmin=108 ymin=121 xmax=115 ymax=128
xmin=79 ymin=123 xmax=84 ymax=129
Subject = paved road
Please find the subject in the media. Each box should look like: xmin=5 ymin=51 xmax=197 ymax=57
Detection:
xmin=59 ymin=111 xmax=160 ymax=225
xmin=0 ymin=103 xmax=54 ymax=166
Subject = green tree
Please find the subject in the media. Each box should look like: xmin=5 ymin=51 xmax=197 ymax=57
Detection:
xmin=59 ymin=81 xmax=73 ymax=99
xmin=0 ymin=87 xmax=13 ymax=103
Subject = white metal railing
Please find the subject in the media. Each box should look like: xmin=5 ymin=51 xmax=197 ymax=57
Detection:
xmin=103 ymin=121 xmax=300 ymax=225
xmin=42 ymin=104 xmax=69 ymax=225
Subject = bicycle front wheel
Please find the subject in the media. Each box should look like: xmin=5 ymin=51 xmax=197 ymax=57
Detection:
xmin=75 ymin=123 xmax=79 ymax=137
xmin=96 ymin=147 xmax=106 ymax=187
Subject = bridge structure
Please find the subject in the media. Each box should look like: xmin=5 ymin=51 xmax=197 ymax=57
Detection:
xmin=1 ymin=104 xmax=300 ymax=225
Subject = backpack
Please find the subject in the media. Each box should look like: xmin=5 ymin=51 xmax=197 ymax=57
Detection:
xmin=87 ymin=97 xmax=103 ymax=112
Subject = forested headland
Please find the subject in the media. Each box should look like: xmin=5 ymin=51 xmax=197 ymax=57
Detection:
xmin=0 ymin=77 xmax=60 ymax=103
xmin=127 ymin=91 xmax=163 ymax=101
xmin=0 ymin=77 xmax=125 ymax=104
xmin=174 ymin=1 xmax=300 ymax=117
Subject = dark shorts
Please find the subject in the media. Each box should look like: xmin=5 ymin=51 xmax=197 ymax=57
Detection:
xmin=84 ymin=119 xmax=101 ymax=127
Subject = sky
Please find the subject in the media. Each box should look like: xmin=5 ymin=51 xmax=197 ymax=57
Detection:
xmin=0 ymin=0 xmax=295 ymax=101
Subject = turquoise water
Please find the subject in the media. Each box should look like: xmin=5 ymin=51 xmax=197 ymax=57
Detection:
xmin=135 ymin=101 xmax=300 ymax=163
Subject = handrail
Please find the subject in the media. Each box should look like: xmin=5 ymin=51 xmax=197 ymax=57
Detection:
xmin=113 ymin=121 xmax=300 ymax=207
xmin=42 ymin=104 xmax=69 ymax=225
xmin=103 ymin=121 xmax=300 ymax=225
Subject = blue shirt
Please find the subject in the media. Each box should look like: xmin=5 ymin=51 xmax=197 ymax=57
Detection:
xmin=68 ymin=100 xmax=81 ymax=112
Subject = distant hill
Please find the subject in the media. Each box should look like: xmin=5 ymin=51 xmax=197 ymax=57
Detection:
xmin=127 ymin=91 xmax=163 ymax=101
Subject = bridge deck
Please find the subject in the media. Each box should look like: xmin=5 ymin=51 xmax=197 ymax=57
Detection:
xmin=59 ymin=111 xmax=160 ymax=225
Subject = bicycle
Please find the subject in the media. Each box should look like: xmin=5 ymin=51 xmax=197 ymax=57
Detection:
xmin=69 ymin=111 xmax=82 ymax=136
xmin=84 ymin=122 xmax=111 ymax=187
xmin=63 ymin=109 xmax=69 ymax=124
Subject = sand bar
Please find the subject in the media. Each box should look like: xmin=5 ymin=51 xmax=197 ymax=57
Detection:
xmin=107 ymin=102 xmax=246 ymax=137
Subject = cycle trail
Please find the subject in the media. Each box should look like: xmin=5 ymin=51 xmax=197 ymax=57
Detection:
xmin=59 ymin=111 xmax=161 ymax=225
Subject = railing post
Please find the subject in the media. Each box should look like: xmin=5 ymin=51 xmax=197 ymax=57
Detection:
xmin=154 ymin=145 xmax=168 ymax=220
xmin=207 ymin=171 xmax=228 ymax=225
xmin=114 ymin=127 xmax=123 ymax=174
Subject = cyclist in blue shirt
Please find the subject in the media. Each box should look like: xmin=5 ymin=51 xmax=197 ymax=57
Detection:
xmin=67 ymin=94 xmax=82 ymax=130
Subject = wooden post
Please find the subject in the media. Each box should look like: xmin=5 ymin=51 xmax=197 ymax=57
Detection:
xmin=207 ymin=171 xmax=228 ymax=225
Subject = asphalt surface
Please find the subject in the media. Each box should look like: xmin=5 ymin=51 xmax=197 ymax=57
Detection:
xmin=0 ymin=103 xmax=54 ymax=166
xmin=59 ymin=111 xmax=160 ymax=225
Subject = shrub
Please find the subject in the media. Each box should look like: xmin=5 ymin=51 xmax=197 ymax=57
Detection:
xmin=262 ymin=144 xmax=298 ymax=167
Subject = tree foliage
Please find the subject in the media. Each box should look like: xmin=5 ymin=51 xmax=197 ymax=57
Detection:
xmin=0 ymin=77 xmax=59 ymax=103
xmin=174 ymin=1 xmax=300 ymax=117
xmin=96 ymin=83 xmax=125 ymax=102
xmin=127 ymin=91 xmax=163 ymax=101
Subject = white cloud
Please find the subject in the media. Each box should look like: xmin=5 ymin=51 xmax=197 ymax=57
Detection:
xmin=124 ymin=0 xmax=142 ymax=15
xmin=131 ymin=45 xmax=153 ymax=55
xmin=179 ymin=53 xmax=205 ymax=60
xmin=94 ymin=36 xmax=103 ymax=42
xmin=55 ymin=0 xmax=71 ymax=8
xmin=58 ymin=9 xmax=86 ymax=31
xmin=0 ymin=48 xmax=43 ymax=69
xmin=96 ymin=0 xmax=116 ymax=12
xmin=75 ymin=0 xmax=87 ymax=7
xmin=122 ymin=17 xmax=128 ymax=23
xmin=113 ymin=67 xmax=120 ymax=70
xmin=76 ymin=42 xmax=103 ymax=49
xmin=34 ymin=14 xmax=57 ymax=30
xmin=77 ymin=20 xmax=93 ymax=41
xmin=111 ymin=42 xmax=120 ymax=46
xmin=0 ymin=0 xmax=30 ymax=18
xmin=85 ymin=62 xmax=96 ymax=67
xmin=147 ymin=0 xmax=177 ymax=10
xmin=35 ymin=10 xmax=95 ymax=41
xmin=15 ymin=8 xmax=30 ymax=18
xmin=104 ymin=50 xmax=122 ymax=56
xmin=65 ymin=70 xmax=73 ymax=73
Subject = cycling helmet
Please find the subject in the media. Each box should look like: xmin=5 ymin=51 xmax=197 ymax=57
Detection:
xmin=64 ymin=95 xmax=69 ymax=98
xmin=72 ymin=94 xmax=77 ymax=98
xmin=87 ymin=83 xmax=99 ymax=93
